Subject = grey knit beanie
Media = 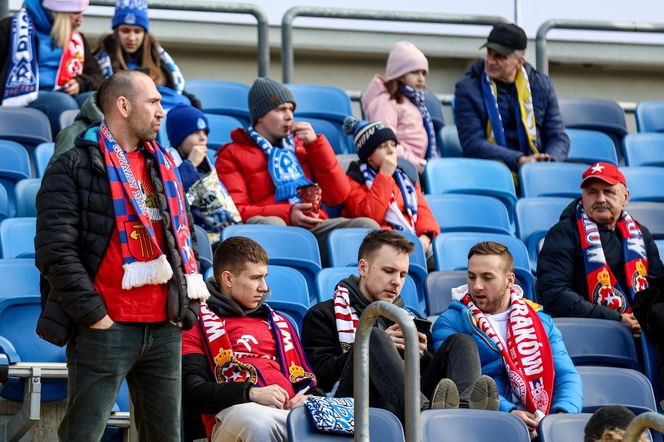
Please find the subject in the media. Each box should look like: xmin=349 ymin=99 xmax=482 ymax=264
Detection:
xmin=584 ymin=405 xmax=636 ymax=442
xmin=248 ymin=77 xmax=296 ymax=125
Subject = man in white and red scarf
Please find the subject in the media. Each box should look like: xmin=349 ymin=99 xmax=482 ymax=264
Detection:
xmin=433 ymin=241 xmax=583 ymax=434
xmin=182 ymin=236 xmax=319 ymax=442
xmin=537 ymin=162 xmax=664 ymax=337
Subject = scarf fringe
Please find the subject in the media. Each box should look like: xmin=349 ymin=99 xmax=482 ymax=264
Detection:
xmin=122 ymin=254 xmax=173 ymax=289
xmin=186 ymin=273 xmax=210 ymax=301
xmin=274 ymin=179 xmax=310 ymax=203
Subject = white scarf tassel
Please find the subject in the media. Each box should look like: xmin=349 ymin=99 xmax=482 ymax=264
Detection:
xmin=122 ymin=254 xmax=173 ymax=289
xmin=186 ymin=273 xmax=210 ymax=301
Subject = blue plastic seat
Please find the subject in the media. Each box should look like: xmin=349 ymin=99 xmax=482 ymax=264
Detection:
xmin=641 ymin=333 xmax=662 ymax=408
xmin=558 ymin=97 xmax=627 ymax=151
xmin=425 ymin=270 xmax=467 ymax=318
xmin=185 ymin=80 xmax=250 ymax=126
xmin=635 ymin=100 xmax=664 ymax=133
xmin=264 ymin=265 xmax=310 ymax=330
xmin=424 ymin=158 xmax=517 ymax=226
xmin=554 ymin=318 xmax=640 ymax=370
xmin=622 ymin=133 xmax=664 ymax=167
xmin=566 ymin=128 xmax=618 ymax=165
xmin=0 ymin=217 xmax=36 ymax=258
xmin=621 ymin=167 xmax=664 ymax=202
xmin=538 ymin=413 xmax=593 ymax=442
xmin=658 ymin=240 xmax=664 ymax=257
xmin=206 ymin=114 xmax=243 ymax=149
xmin=193 ymin=225 xmax=213 ymax=274
xmin=0 ymin=185 xmax=8 ymax=221
xmin=519 ymin=162 xmax=587 ymax=198
xmin=221 ymin=225 xmax=322 ymax=305
xmin=0 ymin=258 xmax=40 ymax=299
xmin=516 ymin=197 xmax=573 ymax=271
xmin=34 ymin=142 xmax=54 ymax=177
xmin=424 ymin=90 xmax=445 ymax=130
xmin=0 ymin=140 xmax=32 ymax=217
xmin=433 ymin=232 xmax=530 ymax=273
xmin=578 ymin=366 xmax=657 ymax=412
xmin=626 ymin=202 xmax=664 ymax=239
xmin=439 ymin=125 xmax=463 ymax=158
xmin=0 ymin=107 xmax=52 ymax=150
xmin=294 ymin=116 xmax=351 ymax=154
xmin=421 ymin=409 xmax=530 ymax=442
xmin=287 ymin=406 xmax=404 ymax=442
xmin=15 ymin=178 xmax=41 ymax=218
xmin=425 ymin=194 xmax=512 ymax=235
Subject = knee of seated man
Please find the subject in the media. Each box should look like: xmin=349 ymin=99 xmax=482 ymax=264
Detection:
xmin=225 ymin=408 xmax=285 ymax=441
xmin=443 ymin=333 xmax=477 ymax=352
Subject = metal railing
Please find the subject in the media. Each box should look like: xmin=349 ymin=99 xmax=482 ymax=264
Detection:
xmin=354 ymin=301 xmax=420 ymax=442
xmin=89 ymin=0 xmax=270 ymax=77
xmin=536 ymin=19 xmax=664 ymax=75
xmin=623 ymin=411 xmax=664 ymax=442
xmin=281 ymin=6 xmax=509 ymax=83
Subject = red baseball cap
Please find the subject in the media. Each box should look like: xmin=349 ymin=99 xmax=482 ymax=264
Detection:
xmin=580 ymin=162 xmax=626 ymax=188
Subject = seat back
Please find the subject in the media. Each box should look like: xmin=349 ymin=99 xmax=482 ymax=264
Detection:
xmin=621 ymin=167 xmax=664 ymax=202
xmin=421 ymin=409 xmax=530 ymax=442
xmin=286 ymin=83 xmax=353 ymax=121
xmin=185 ymin=80 xmax=250 ymax=125
xmin=558 ymin=97 xmax=627 ymax=149
xmin=0 ymin=217 xmax=36 ymax=258
xmin=34 ymin=142 xmax=55 ymax=177
xmin=425 ymin=271 xmax=467 ymax=317
xmin=264 ymin=265 xmax=310 ymax=329
xmin=206 ymin=114 xmax=243 ymax=149
xmin=433 ymin=232 xmax=530 ymax=272
xmin=0 ymin=185 xmax=8 ymax=221
xmin=627 ymin=202 xmax=664 ymax=239
xmin=519 ymin=162 xmax=587 ymax=198
xmin=635 ymin=100 xmax=664 ymax=133
xmin=0 ymin=140 xmax=32 ymax=217
xmin=0 ymin=107 xmax=52 ymax=147
xmin=295 ymin=116 xmax=352 ymax=154
xmin=425 ymin=194 xmax=512 ymax=235
xmin=15 ymin=178 xmax=41 ymax=218
xmin=440 ymin=125 xmax=463 ymax=158
xmin=554 ymin=318 xmax=640 ymax=370
xmin=0 ymin=258 xmax=40 ymax=300
xmin=566 ymin=128 xmax=618 ymax=165
xmin=622 ymin=133 xmax=664 ymax=167
xmin=538 ymin=413 xmax=593 ymax=442
xmin=194 ymin=225 xmax=213 ymax=273
xmin=578 ymin=366 xmax=657 ymax=412
xmin=424 ymin=90 xmax=445 ymax=129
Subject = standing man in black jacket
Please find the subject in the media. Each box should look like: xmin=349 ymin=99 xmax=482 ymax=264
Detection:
xmin=302 ymin=229 xmax=499 ymax=423
xmin=537 ymin=162 xmax=664 ymax=336
xmin=35 ymin=70 xmax=205 ymax=441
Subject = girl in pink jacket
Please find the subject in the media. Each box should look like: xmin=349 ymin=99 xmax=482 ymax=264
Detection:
xmin=361 ymin=41 xmax=437 ymax=173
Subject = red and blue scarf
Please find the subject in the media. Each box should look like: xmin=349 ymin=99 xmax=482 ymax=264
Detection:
xmin=98 ymin=122 xmax=208 ymax=300
xmin=576 ymin=201 xmax=649 ymax=313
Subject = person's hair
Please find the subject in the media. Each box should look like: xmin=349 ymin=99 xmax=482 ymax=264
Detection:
xmin=384 ymin=78 xmax=406 ymax=104
xmin=594 ymin=428 xmax=649 ymax=442
xmin=95 ymin=70 xmax=145 ymax=114
xmin=358 ymin=230 xmax=414 ymax=262
xmin=213 ymin=236 xmax=269 ymax=277
xmin=112 ymin=28 xmax=166 ymax=87
xmin=50 ymin=12 xmax=72 ymax=49
xmin=467 ymin=241 xmax=514 ymax=273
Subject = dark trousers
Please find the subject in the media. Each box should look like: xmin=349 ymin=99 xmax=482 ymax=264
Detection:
xmin=335 ymin=328 xmax=481 ymax=421
xmin=59 ymin=322 xmax=182 ymax=442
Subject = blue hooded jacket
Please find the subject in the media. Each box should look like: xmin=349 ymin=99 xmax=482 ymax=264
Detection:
xmin=432 ymin=288 xmax=583 ymax=414
xmin=24 ymin=0 xmax=61 ymax=88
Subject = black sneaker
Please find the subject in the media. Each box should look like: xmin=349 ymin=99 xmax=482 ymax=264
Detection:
xmin=430 ymin=378 xmax=459 ymax=409
xmin=469 ymin=375 xmax=499 ymax=411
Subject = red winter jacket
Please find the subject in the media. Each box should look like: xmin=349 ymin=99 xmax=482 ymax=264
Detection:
xmin=215 ymin=129 xmax=350 ymax=223
xmin=342 ymin=161 xmax=440 ymax=238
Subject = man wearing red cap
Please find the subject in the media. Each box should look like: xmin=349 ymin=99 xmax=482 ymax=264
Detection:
xmin=537 ymin=162 xmax=664 ymax=336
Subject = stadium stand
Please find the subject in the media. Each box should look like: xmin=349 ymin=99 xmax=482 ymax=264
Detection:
xmin=0 ymin=108 xmax=53 ymax=152
xmin=558 ymin=97 xmax=628 ymax=151
xmin=622 ymin=133 xmax=664 ymax=167
xmin=193 ymin=225 xmax=213 ymax=274
xmin=433 ymin=232 xmax=529 ymax=273
xmin=626 ymin=202 xmax=664 ymax=239
xmin=519 ymin=162 xmax=587 ymax=199
xmin=621 ymin=167 xmax=664 ymax=202
xmin=578 ymin=366 xmax=657 ymax=413
xmin=538 ymin=413 xmax=593 ymax=442
xmin=425 ymin=270 xmax=467 ymax=321
xmin=566 ymin=128 xmax=618 ymax=165
xmin=206 ymin=114 xmax=243 ymax=150
xmin=15 ymin=178 xmax=41 ymax=218
xmin=0 ymin=217 xmax=36 ymax=258
xmin=264 ymin=265 xmax=310 ymax=329
xmin=439 ymin=125 xmax=463 ymax=158
xmin=635 ymin=100 xmax=664 ymax=133
xmin=34 ymin=142 xmax=54 ymax=178
xmin=59 ymin=109 xmax=79 ymax=131
xmin=641 ymin=333 xmax=663 ymax=408
xmin=420 ymin=409 xmax=530 ymax=442
xmin=185 ymin=80 xmax=251 ymax=126
xmin=0 ymin=140 xmax=32 ymax=217
xmin=0 ymin=186 xmax=9 ymax=221
xmin=425 ymin=194 xmax=512 ymax=235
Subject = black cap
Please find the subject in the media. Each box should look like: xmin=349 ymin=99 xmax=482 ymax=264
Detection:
xmin=481 ymin=23 xmax=527 ymax=56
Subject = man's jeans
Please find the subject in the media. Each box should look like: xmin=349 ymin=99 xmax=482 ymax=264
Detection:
xmin=59 ymin=322 xmax=182 ymax=442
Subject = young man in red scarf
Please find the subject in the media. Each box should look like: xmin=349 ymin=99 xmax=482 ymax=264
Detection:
xmin=432 ymin=241 xmax=583 ymax=433
xmin=182 ymin=236 xmax=318 ymax=441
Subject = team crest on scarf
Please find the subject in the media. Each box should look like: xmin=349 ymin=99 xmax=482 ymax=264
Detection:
xmin=3 ymin=8 xmax=38 ymax=106
xmin=213 ymin=348 xmax=258 ymax=384
xmin=55 ymin=32 xmax=85 ymax=89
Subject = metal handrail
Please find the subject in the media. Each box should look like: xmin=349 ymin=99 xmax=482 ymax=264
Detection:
xmin=281 ymin=6 xmax=509 ymax=83
xmin=89 ymin=0 xmax=270 ymax=77
xmin=354 ymin=301 xmax=420 ymax=442
xmin=536 ymin=19 xmax=664 ymax=75
xmin=623 ymin=411 xmax=664 ymax=442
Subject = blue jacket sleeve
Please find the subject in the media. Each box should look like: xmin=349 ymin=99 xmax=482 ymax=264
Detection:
xmin=431 ymin=309 xmax=465 ymax=352
xmin=538 ymin=77 xmax=570 ymax=162
xmin=177 ymin=160 xmax=200 ymax=192
xmin=454 ymin=78 xmax=523 ymax=170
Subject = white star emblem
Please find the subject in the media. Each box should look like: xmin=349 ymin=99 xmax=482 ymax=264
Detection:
xmin=591 ymin=163 xmax=604 ymax=174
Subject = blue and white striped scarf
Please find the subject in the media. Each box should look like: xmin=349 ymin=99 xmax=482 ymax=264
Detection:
xmin=361 ymin=163 xmax=417 ymax=234
xmin=400 ymin=85 xmax=437 ymax=160
xmin=3 ymin=8 xmax=39 ymax=106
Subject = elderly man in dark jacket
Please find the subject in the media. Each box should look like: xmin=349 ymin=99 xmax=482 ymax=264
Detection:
xmin=35 ymin=70 xmax=205 ymax=441
xmin=537 ymin=162 xmax=664 ymax=337
xmin=454 ymin=23 xmax=569 ymax=171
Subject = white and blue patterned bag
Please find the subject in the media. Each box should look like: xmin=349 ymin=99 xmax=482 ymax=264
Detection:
xmin=305 ymin=396 xmax=355 ymax=435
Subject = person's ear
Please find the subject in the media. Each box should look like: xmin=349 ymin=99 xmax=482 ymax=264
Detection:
xmin=220 ymin=270 xmax=233 ymax=289
xmin=117 ymin=96 xmax=130 ymax=117
xmin=358 ymin=258 xmax=368 ymax=278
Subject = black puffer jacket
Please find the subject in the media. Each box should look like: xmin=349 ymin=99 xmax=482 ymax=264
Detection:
xmin=35 ymin=125 xmax=200 ymax=346
xmin=536 ymin=198 xmax=664 ymax=321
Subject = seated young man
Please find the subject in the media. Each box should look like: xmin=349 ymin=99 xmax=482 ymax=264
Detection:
xmin=302 ymin=230 xmax=499 ymax=423
xmin=182 ymin=237 xmax=317 ymax=441
xmin=432 ymin=241 xmax=583 ymax=433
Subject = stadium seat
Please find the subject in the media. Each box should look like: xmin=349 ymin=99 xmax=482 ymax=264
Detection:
xmin=538 ymin=413 xmax=592 ymax=442
xmin=421 ymin=409 xmax=530 ymax=442
xmin=206 ymin=114 xmax=243 ymax=149
xmin=424 ymin=90 xmax=445 ymax=130
xmin=0 ymin=217 xmax=36 ymax=258
xmin=519 ymin=163 xmax=587 ymax=199
xmin=287 ymin=406 xmax=404 ymax=442
xmin=641 ymin=333 xmax=662 ymax=408
xmin=0 ymin=140 xmax=32 ymax=217
xmin=294 ymin=116 xmax=351 ymax=154
xmin=194 ymin=225 xmax=213 ymax=273
xmin=554 ymin=318 xmax=640 ymax=370
xmin=558 ymin=97 xmax=627 ymax=151
xmin=221 ymin=225 xmax=322 ymax=305
xmin=59 ymin=109 xmax=79 ymax=130
xmin=515 ymin=197 xmax=573 ymax=271
xmin=635 ymin=100 xmax=664 ymax=133
xmin=336 ymin=153 xmax=359 ymax=173
xmin=439 ymin=125 xmax=463 ymax=158
xmin=657 ymin=240 xmax=664 ymax=257
xmin=433 ymin=232 xmax=529 ymax=273
xmin=622 ymin=133 xmax=664 ymax=167
xmin=34 ymin=142 xmax=54 ymax=178
xmin=0 ymin=107 xmax=52 ymax=149
xmin=425 ymin=194 xmax=512 ymax=235
xmin=621 ymin=167 xmax=664 ymax=202
xmin=626 ymin=202 xmax=664 ymax=239
xmin=424 ymin=158 xmax=517 ymax=226
xmin=15 ymin=178 xmax=41 ymax=218
xmin=397 ymin=157 xmax=421 ymax=186
xmin=425 ymin=270 xmax=467 ymax=319
xmin=578 ymin=366 xmax=657 ymax=413
xmin=566 ymin=128 xmax=618 ymax=165
xmin=264 ymin=265 xmax=310 ymax=329
xmin=0 ymin=186 xmax=8 ymax=221
xmin=0 ymin=258 xmax=40 ymax=300
xmin=185 ymin=80 xmax=250 ymax=126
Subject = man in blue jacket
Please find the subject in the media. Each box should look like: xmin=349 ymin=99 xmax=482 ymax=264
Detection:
xmin=432 ymin=241 xmax=582 ymax=433
xmin=454 ymin=23 xmax=569 ymax=171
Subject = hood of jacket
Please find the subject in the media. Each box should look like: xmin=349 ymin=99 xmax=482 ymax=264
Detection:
xmin=77 ymin=93 xmax=104 ymax=126
xmin=25 ymin=0 xmax=53 ymax=34
xmin=362 ymin=74 xmax=390 ymax=107
xmin=449 ymin=283 xmax=526 ymax=311
xmin=204 ymin=278 xmax=267 ymax=318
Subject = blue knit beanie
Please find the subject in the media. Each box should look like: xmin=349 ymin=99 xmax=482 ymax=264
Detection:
xmin=343 ymin=117 xmax=397 ymax=163
xmin=112 ymin=0 xmax=149 ymax=32
xmin=166 ymin=103 xmax=209 ymax=149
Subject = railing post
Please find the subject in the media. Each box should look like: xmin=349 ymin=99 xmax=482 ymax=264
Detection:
xmin=623 ymin=411 xmax=664 ymax=442
xmin=354 ymin=301 xmax=420 ymax=442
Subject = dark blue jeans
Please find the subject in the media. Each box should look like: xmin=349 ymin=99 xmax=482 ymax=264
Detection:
xmin=27 ymin=90 xmax=79 ymax=138
xmin=59 ymin=321 xmax=182 ymax=442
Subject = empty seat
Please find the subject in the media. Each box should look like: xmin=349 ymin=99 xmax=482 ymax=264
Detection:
xmin=34 ymin=142 xmax=55 ymax=178
xmin=635 ymin=100 xmax=664 ymax=133
xmin=0 ymin=140 xmax=32 ymax=217
xmin=657 ymin=240 xmax=664 ymax=257
xmin=0 ymin=217 xmax=36 ymax=258
xmin=295 ymin=116 xmax=350 ymax=154
xmin=566 ymin=128 xmax=618 ymax=165
xmin=519 ymin=163 xmax=587 ymax=199
xmin=185 ymin=80 xmax=250 ymax=126
xmin=421 ymin=409 xmax=530 ymax=442
xmin=15 ymin=178 xmax=41 ymax=218
xmin=0 ymin=186 xmax=8 ymax=221
xmin=0 ymin=107 xmax=52 ymax=149
xmin=193 ymin=225 xmax=213 ymax=273
xmin=558 ymin=97 xmax=627 ymax=150
xmin=439 ymin=125 xmax=463 ymax=158
xmin=640 ymin=333 xmax=662 ymax=407
xmin=627 ymin=202 xmax=664 ymax=239
xmin=425 ymin=270 xmax=467 ymax=318
xmin=621 ymin=167 xmax=664 ymax=202
xmin=264 ymin=265 xmax=310 ymax=329
xmin=425 ymin=194 xmax=512 ymax=235
xmin=0 ymin=258 xmax=40 ymax=299
xmin=538 ymin=413 xmax=593 ymax=442
xmin=433 ymin=232 xmax=530 ymax=273
xmin=206 ymin=114 xmax=243 ymax=149
xmin=554 ymin=318 xmax=640 ymax=370
xmin=578 ymin=366 xmax=657 ymax=413
xmin=622 ymin=133 xmax=664 ymax=167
